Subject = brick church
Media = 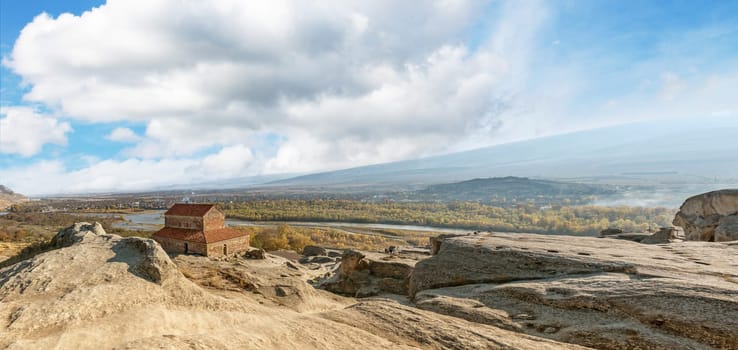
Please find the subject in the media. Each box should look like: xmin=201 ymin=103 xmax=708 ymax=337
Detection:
xmin=152 ymin=203 xmax=249 ymax=257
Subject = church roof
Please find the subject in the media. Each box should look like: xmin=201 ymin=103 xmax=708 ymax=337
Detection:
xmin=164 ymin=203 xmax=216 ymax=217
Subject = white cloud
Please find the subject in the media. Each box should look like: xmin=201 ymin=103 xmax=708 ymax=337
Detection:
xmin=3 ymin=0 xmax=736 ymax=195
xmin=4 ymin=0 xmax=518 ymax=170
xmin=0 ymin=145 xmax=251 ymax=196
xmin=197 ymin=144 xmax=254 ymax=177
xmin=0 ymin=106 xmax=71 ymax=156
xmin=106 ymin=127 xmax=141 ymax=142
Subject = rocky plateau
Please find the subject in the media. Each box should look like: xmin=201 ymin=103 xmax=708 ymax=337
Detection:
xmin=0 ymin=223 xmax=582 ymax=350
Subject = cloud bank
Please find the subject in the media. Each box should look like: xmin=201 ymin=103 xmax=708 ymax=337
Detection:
xmin=1 ymin=0 xmax=736 ymax=195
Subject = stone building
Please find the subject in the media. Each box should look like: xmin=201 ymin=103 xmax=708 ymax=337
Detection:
xmin=152 ymin=203 xmax=249 ymax=257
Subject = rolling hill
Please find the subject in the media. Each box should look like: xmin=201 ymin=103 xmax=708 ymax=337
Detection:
xmin=412 ymin=176 xmax=619 ymax=204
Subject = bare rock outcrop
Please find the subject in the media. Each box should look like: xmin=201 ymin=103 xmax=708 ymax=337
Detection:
xmin=640 ymin=226 xmax=685 ymax=244
xmin=673 ymin=189 xmax=738 ymax=241
xmin=320 ymin=250 xmax=415 ymax=297
xmin=601 ymin=226 xmax=685 ymax=244
xmin=302 ymin=245 xmax=328 ymax=256
xmin=410 ymin=233 xmax=738 ymax=349
xmin=2 ymin=223 xmax=586 ymax=349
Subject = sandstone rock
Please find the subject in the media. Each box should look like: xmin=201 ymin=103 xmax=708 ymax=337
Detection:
xmin=320 ymin=250 xmax=416 ymax=297
xmin=302 ymin=245 xmax=328 ymax=256
xmin=714 ymin=215 xmax=738 ymax=242
xmin=673 ymin=189 xmax=738 ymax=242
xmin=599 ymin=228 xmax=623 ymax=236
xmin=601 ymin=227 xmax=686 ymax=245
xmin=430 ymin=234 xmax=463 ymax=255
xmin=326 ymin=250 xmax=343 ymax=258
xmin=300 ymin=256 xmax=335 ymax=264
xmin=599 ymin=232 xmax=652 ymax=243
xmin=640 ymin=226 xmax=685 ymax=244
xmin=244 ymin=248 xmax=266 ymax=259
xmin=409 ymin=233 xmax=738 ymax=350
xmin=51 ymin=222 xmax=107 ymax=248
xmin=0 ymin=223 xmax=586 ymax=350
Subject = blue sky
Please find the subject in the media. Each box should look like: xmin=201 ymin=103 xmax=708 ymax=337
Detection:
xmin=1 ymin=0 xmax=737 ymax=195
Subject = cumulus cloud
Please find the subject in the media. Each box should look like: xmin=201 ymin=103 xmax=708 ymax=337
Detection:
xmin=3 ymin=0 xmax=736 ymax=195
xmin=0 ymin=106 xmax=71 ymax=156
xmin=0 ymin=145 xmax=252 ymax=196
xmin=106 ymin=127 xmax=141 ymax=142
xmin=197 ymin=144 xmax=254 ymax=177
xmin=4 ymin=0 xmax=520 ymax=171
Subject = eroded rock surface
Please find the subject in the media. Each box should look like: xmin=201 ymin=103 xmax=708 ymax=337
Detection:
xmin=320 ymin=250 xmax=416 ymax=297
xmin=2 ymin=223 xmax=584 ymax=349
xmin=601 ymin=226 xmax=685 ymax=244
xmin=410 ymin=233 xmax=738 ymax=350
xmin=674 ymin=189 xmax=738 ymax=242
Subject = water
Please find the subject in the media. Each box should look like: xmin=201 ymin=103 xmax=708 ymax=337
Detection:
xmin=111 ymin=210 xmax=467 ymax=234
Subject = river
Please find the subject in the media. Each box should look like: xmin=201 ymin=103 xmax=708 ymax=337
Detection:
xmin=109 ymin=210 xmax=468 ymax=234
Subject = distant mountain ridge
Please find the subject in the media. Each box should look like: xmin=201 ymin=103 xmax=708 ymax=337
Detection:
xmin=269 ymin=118 xmax=738 ymax=189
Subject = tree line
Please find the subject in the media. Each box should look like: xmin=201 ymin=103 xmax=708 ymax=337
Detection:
xmin=220 ymin=200 xmax=675 ymax=236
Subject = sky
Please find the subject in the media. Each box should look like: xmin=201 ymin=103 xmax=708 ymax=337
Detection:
xmin=1 ymin=0 xmax=737 ymax=196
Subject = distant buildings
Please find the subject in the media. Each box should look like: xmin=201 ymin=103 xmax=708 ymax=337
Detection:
xmin=152 ymin=203 xmax=249 ymax=257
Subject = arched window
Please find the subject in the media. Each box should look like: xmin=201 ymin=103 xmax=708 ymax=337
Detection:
xmin=223 ymin=244 xmax=228 ymax=255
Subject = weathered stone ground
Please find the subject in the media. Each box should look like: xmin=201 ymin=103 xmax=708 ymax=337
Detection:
xmin=3 ymin=222 xmax=736 ymax=349
xmin=409 ymin=233 xmax=738 ymax=350
xmin=0 ymin=223 xmax=585 ymax=350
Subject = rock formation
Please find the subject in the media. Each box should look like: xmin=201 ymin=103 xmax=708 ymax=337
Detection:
xmin=1 ymin=223 xmax=581 ymax=349
xmin=319 ymin=250 xmax=416 ymax=297
xmin=673 ymin=189 xmax=738 ymax=241
xmin=302 ymin=245 xmax=328 ymax=256
xmin=600 ymin=226 xmax=685 ymax=244
xmin=409 ymin=233 xmax=738 ymax=349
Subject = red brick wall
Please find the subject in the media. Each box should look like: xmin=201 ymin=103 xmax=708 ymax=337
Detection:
xmin=205 ymin=235 xmax=250 ymax=257
xmin=203 ymin=209 xmax=226 ymax=231
xmin=165 ymin=215 xmax=204 ymax=230
xmin=152 ymin=236 xmax=207 ymax=255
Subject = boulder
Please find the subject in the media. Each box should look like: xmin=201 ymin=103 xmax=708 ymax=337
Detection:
xmin=640 ymin=226 xmax=685 ymax=244
xmin=51 ymin=222 xmax=107 ymax=248
xmin=302 ymin=245 xmax=327 ymax=256
xmin=430 ymin=234 xmax=463 ymax=255
xmin=244 ymin=248 xmax=266 ymax=259
xmin=673 ymin=189 xmax=738 ymax=242
xmin=714 ymin=215 xmax=738 ymax=242
xmin=319 ymin=250 xmax=416 ymax=297
xmin=326 ymin=250 xmax=343 ymax=258
xmin=47 ymin=222 xmax=177 ymax=284
xmin=409 ymin=232 xmax=738 ymax=350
